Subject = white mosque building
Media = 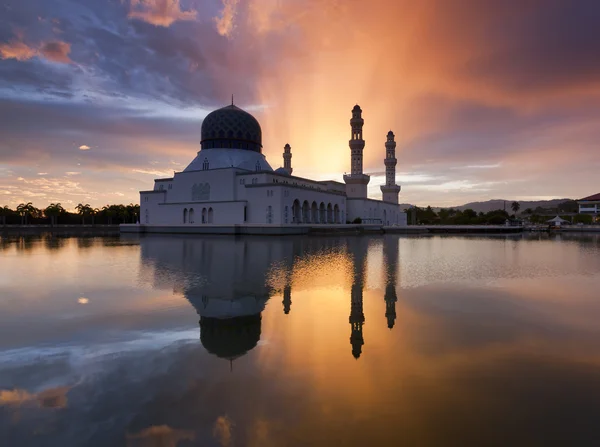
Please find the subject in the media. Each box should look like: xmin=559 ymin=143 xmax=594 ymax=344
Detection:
xmin=129 ymin=103 xmax=407 ymax=234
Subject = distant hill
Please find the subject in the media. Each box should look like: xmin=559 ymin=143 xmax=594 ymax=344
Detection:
xmin=455 ymin=199 xmax=573 ymax=214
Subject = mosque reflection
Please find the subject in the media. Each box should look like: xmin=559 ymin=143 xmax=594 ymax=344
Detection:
xmin=139 ymin=235 xmax=400 ymax=361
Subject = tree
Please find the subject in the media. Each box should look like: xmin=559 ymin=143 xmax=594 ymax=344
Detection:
xmin=76 ymin=203 xmax=93 ymax=224
xmin=0 ymin=206 xmax=13 ymax=226
xmin=102 ymin=205 xmax=117 ymax=224
xmin=511 ymin=201 xmax=520 ymax=214
xmin=523 ymin=208 xmax=533 ymax=215
xmin=463 ymin=208 xmax=477 ymax=219
xmin=44 ymin=203 xmax=65 ymax=226
xmin=91 ymin=208 xmax=99 ymax=225
xmin=16 ymin=202 xmax=40 ymax=225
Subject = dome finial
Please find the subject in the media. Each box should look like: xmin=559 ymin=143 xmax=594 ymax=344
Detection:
xmin=231 ymin=94 xmax=234 ymax=106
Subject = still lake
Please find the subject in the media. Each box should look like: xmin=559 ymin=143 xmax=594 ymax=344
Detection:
xmin=1 ymin=233 xmax=600 ymax=446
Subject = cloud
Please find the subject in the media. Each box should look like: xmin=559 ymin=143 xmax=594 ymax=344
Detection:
xmin=127 ymin=425 xmax=195 ymax=447
xmin=0 ymin=40 xmax=37 ymax=61
xmin=0 ymin=386 xmax=69 ymax=409
xmin=132 ymin=168 xmax=174 ymax=176
xmin=39 ymin=40 xmax=71 ymax=63
xmin=0 ymin=37 xmax=71 ymax=64
xmin=215 ymin=0 xmax=240 ymax=38
xmin=213 ymin=415 xmax=234 ymax=447
xmin=128 ymin=0 xmax=197 ymax=27
xmin=79 ymin=145 xmax=91 ymax=150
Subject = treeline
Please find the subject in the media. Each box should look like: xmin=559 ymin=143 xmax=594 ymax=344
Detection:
xmin=407 ymin=207 xmax=514 ymax=225
xmin=0 ymin=203 xmax=140 ymax=225
xmin=407 ymin=200 xmax=593 ymax=225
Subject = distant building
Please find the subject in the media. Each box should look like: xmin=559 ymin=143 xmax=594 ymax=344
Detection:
xmin=135 ymin=103 xmax=407 ymax=231
xmin=578 ymin=193 xmax=600 ymax=220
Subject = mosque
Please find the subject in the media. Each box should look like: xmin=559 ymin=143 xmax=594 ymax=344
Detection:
xmin=133 ymin=103 xmax=407 ymax=232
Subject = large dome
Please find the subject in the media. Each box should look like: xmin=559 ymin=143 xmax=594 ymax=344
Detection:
xmin=200 ymin=104 xmax=262 ymax=153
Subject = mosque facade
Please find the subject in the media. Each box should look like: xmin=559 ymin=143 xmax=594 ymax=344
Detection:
xmin=137 ymin=104 xmax=407 ymax=230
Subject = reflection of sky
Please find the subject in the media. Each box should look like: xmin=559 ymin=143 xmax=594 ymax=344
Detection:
xmin=1 ymin=234 xmax=600 ymax=445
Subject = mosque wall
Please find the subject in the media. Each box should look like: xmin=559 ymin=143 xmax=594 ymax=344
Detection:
xmin=346 ymin=199 xmax=407 ymax=225
xmin=166 ymin=169 xmax=238 ymax=203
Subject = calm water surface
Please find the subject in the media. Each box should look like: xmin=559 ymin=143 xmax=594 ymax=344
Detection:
xmin=1 ymin=233 xmax=600 ymax=446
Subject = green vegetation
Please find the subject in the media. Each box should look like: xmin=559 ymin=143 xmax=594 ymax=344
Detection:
xmin=0 ymin=203 xmax=140 ymax=225
xmin=405 ymin=206 xmax=511 ymax=225
xmin=404 ymin=200 xmax=596 ymax=225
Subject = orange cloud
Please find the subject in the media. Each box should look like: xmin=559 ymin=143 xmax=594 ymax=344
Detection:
xmin=215 ymin=0 xmax=240 ymax=38
xmin=213 ymin=415 xmax=234 ymax=447
xmin=0 ymin=38 xmax=71 ymax=63
xmin=128 ymin=0 xmax=197 ymax=27
xmin=40 ymin=41 xmax=71 ymax=63
xmin=0 ymin=40 xmax=37 ymax=61
xmin=126 ymin=425 xmax=195 ymax=447
xmin=0 ymin=386 xmax=69 ymax=409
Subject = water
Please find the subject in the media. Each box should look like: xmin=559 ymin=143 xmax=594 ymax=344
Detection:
xmin=1 ymin=233 xmax=600 ymax=446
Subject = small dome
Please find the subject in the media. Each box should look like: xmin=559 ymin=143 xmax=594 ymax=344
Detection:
xmin=201 ymin=105 xmax=262 ymax=153
xmin=387 ymin=130 xmax=394 ymax=137
xmin=274 ymin=167 xmax=290 ymax=176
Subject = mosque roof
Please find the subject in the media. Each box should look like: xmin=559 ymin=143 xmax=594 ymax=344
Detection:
xmin=200 ymin=104 xmax=262 ymax=153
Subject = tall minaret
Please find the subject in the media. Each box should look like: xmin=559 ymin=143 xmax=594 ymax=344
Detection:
xmin=283 ymin=143 xmax=293 ymax=175
xmin=343 ymin=105 xmax=370 ymax=198
xmin=380 ymin=131 xmax=401 ymax=203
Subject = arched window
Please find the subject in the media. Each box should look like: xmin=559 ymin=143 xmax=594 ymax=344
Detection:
xmin=284 ymin=206 xmax=289 ymax=224
xmin=183 ymin=208 xmax=188 ymax=224
xmin=201 ymin=208 xmax=207 ymax=224
xmin=266 ymin=205 xmax=273 ymax=224
xmin=255 ymin=161 xmax=260 ymax=171
xmin=202 ymin=158 xmax=209 ymax=170
xmin=189 ymin=208 xmax=194 ymax=224
xmin=244 ymin=206 xmax=247 ymax=222
xmin=208 ymin=207 xmax=214 ymax=223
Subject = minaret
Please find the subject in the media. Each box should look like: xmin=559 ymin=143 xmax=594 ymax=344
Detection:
xmin=343 ymin=105 xmax=370 ymax=199
xmin=380 ymin=131 xmax=401 ymax=203
xmin=383 ymin=235 xmax=399 ymax=329
xmin=283 ymin=143 xmax=293 ymax=175
xmin=349 ymin=238 xmax=367 ymax=359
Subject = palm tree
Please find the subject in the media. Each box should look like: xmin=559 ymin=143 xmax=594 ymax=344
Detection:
xmin=91 ymin=208 xmax=99 ymax=225
xmin=0 ymin=206 xmax=13 ymax=226
xmin=102 ymin=205 xmax=117 ymax=224
xmin=44 ymin=203 xmax=65 ymax=226
xmin=511 ymin=201 xmax=520 ymax=214
xmin=75 ymin=203 xmax=93 ymax=225
xmin=16 ymin=202 xmax=34 ymax=225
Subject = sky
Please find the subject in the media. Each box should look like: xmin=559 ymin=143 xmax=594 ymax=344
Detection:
xmin=0 ymin=0 xmax=599 ymax=210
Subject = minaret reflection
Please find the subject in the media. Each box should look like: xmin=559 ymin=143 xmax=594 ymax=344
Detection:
xmin=383 ymin=235 xmax=399 ymax=329
xmin=348 ymin=237 xmax=368 ymax=359
xmin=283 ymin=284 xmax=292 ymax=315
